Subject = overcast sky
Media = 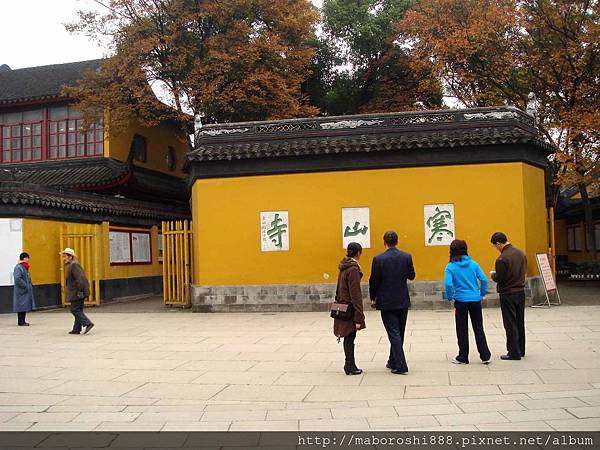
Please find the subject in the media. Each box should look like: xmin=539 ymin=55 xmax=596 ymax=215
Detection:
xmin=0 ymin=0 xmax=323 ymax=70
xmin=0 ymin=0 xmax=106 ymax=69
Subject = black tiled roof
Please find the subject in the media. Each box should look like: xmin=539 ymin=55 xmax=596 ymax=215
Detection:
xmin=0 ymin=182 xmax=190 ymax=222
xmin=192 ymin=127 xmax=549 ymax=162
xmin=0 ymin=158 xmax=129 ymax=189
xmin=0 ymin=157 xmax=189 ymax=201
xmin=189 ymin=107 xmax=553 ymax=162
xmin=0 ymin=60 xmax=102 ymax=104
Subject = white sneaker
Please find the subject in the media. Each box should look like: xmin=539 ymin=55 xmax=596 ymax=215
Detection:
xmin=451 ymin=358 xmax=467 ymax=364
xmin=482 ymin=358 xmax=491 ymax=365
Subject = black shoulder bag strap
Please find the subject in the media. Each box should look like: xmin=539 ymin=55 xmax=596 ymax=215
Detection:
xmin=335 ymin=272 xmax=342 ymax=302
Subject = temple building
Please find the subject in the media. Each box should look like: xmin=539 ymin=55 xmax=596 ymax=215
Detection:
xmin=554 ymin=183 xmax=600 ymax=272
xmin=0 ymin=60 xmax=190 ymax=312
xmin=187 ymin=107 xmax=552 ymax=312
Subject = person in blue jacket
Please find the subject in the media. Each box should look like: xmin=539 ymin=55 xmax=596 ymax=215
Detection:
xmin=13 ymin=252 xmax=35 ymax=326
xmin=444 ymin=239 xmax=491 ymax=365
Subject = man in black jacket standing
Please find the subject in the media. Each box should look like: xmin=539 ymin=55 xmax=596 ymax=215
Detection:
xmin=490 ymin=232 xmax=527 ymax=361
xmin=369 ymin=231 xmax=415 ymax=374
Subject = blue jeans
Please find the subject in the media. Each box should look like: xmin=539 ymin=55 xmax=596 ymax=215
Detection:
xmin=381 ymin=309 xmax=409 ymax=372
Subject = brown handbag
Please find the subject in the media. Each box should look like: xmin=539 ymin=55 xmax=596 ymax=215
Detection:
xmin=330 ymin=277 xmax=354 ymax=321
xmin=330 ymin=301 xmax=354 ymax=321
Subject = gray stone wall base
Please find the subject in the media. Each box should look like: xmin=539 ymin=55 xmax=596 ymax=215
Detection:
xmin=191 ymin=277 xmax=544 ymax=312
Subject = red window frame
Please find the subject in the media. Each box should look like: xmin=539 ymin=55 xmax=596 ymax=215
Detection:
xmin=49 ymin=119 xmax=104 ymax=160
xmin=1 ymin=121 xmax=43 ymax=163
xmin=0 ymin=107 xmax=104 ymax=164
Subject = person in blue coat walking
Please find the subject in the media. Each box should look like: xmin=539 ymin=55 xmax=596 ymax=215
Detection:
xmin=13 ymin=252 xmax=35 ymax=326
xmin=444 ymin=240 xmax=491 ymax=364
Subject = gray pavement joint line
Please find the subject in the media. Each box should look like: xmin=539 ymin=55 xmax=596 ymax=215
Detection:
xmin=170 ymin=359 xmax=194 ymax=370
xmin=301 ymin=385 xmax=317 ymax=403
xmin=564 ymin=407 xmax=584 ymax=419
xmin=531 ymin=369 xmax=546 ymax=385
xmin=120 ymin=381 xmax=152 ymax=398
xmin=497 ymin=384 xmax=512 ymax=396
xmin=581 ymin=396 xmax=600 ymax=406
xmin=246 ymin=361 xmax=262 ymax=371
xmin=205 ymin=384 xmax=230 ymax=401
xmin=563 ymin=357 xmax=578 ymax=370
xmin=270 ymin=371 xmax=287 ymax=385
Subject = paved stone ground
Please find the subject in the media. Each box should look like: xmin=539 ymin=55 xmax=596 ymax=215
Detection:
xmin=556 ymin=280 xmax=600 ymax=305
xmin=1 ymin=305 xmax=600 ymax=432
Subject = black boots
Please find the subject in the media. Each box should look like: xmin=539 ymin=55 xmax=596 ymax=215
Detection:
xmin=344 ymin=363 xmax=363 ymax=375
xmin=343 ymin=332 xmax=362 ymax=375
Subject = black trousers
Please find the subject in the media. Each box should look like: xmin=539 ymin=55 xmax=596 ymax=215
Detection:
xmin=500 ymin=291 xmax=526 ymax=358
xmin=70 ymin=299 xmax=92 ymax=332
xmin=454 ymin=301 xmax=491 ymax=363
xmin=343 ymin=331 xmax=357 ymax=368
xmin=381 ymin=309 xmax=409 ymax=372
xmin=17 ymin=311 xmax=27 ymax=325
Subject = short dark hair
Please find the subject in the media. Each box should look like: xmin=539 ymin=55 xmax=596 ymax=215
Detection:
xmin=383 ymin=231 xmax=398 ymax=246
xmin=19 ymin=252 xmax=29 ymax=260
xmin=490 ymin=232 xmax=508 ymax=244
xmin=346 ymin=242 xmax=362 ymax=258
xmin=449 ymin=240 xmax=468 ymax=261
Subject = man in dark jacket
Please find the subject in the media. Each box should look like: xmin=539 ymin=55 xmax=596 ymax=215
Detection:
xmin=369 ymin=231 xmax=415 ymax=374
xmin=61 ymin=248 xmax=94 ymax=335
xmin=490 ymin=232 xmax=527 ymax=360
xmin=13 ymin=252 xmax=35 ymax=326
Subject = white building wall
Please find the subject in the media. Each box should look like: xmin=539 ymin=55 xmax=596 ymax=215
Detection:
xmin=0 ymin=218 xmax=23 ymax=286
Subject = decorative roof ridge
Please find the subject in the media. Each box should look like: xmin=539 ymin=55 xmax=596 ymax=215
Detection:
xmin=198 ymin=106 xmax=522 ymax=129
xmin=194 ymin=106 xmax=535 ymax=142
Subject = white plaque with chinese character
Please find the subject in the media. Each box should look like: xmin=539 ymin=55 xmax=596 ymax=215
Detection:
xmin=261 ymin=211 xmax=289 ymax=252
xmin=342 ymin=207 xmax=371 ymax=249
xmin=424 ymin=204 xmax=455 ymax=246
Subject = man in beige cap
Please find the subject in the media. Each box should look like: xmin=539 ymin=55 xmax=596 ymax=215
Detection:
xmin=61 ymin=248 xmax=94 ymax=335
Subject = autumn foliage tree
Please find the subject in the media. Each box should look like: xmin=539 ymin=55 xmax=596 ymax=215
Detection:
xmin=397 ymin=0 xmax=600 ymax=260
xmin=65 ymin=0 xmax=320 ymax=137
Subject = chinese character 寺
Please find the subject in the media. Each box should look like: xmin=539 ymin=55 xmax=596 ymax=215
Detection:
xmin=267 ymin=213 xmax=288 ymax=248
xmin=427 ymin=207 xmax=454 ymax=243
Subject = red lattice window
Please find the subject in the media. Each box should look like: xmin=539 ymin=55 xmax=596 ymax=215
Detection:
xmin=1 ymin=122 xmax=42 ymax=163
xmin=49 ymin=119 xmax=104 ymax=160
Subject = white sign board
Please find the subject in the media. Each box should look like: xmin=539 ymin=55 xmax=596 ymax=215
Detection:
xmin=536 ymin=253 xmax=557 ymax=291
xmin=0 ymin=218 xmax=23 ymax=286
xmin=261 ymin=211 xmax=289 ymax=252
xmin=132 ymin=232 xmax=151 ymax=263
xmin=424 ymin=204 xmax=455 ymax=246
xmin=109 ymin=231 xmax=131 ymax=263
xmin=158 ymin=233 xmax=163 ymax=262
xmin=342 ymin=207 xmax=371 ymax=249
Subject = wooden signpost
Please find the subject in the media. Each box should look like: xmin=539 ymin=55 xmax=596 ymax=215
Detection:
xmin=533 ymin=252 xmax=562 ymax=307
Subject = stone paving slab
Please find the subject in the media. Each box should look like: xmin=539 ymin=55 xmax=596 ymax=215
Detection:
xmin=0 ymin=305 xmax=599 ymax=431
